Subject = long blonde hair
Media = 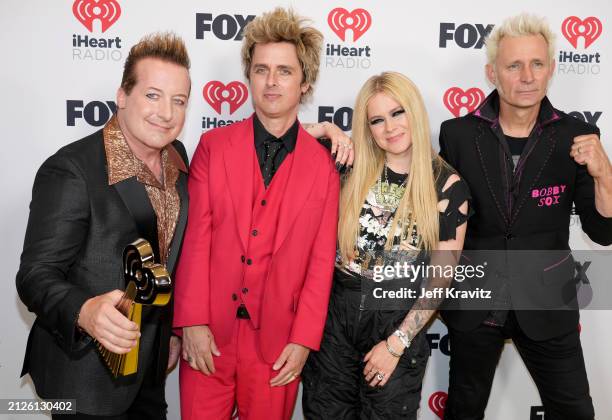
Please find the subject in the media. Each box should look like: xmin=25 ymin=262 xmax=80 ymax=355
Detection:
xmin=338 ymin=72 xmax=445 ymax=263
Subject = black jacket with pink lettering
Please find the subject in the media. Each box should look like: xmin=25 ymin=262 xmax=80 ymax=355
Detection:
xmin=439 ymin=90 xmax=612 ymax=340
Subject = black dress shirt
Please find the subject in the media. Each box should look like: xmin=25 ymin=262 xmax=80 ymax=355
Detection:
xmin=254 ymin=115 xmax=299 ymax=187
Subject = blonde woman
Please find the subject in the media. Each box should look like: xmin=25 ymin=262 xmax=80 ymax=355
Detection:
xmin=302 ymin=72 xmax=470 ymax=419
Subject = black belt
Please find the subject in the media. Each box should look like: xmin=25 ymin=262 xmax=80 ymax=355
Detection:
xmin=236 ymin=305 xmax=251 ymax=319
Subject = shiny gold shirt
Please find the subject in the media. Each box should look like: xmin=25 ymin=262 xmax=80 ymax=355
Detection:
xmin=103 ymin=115 xmax=187 ymax=264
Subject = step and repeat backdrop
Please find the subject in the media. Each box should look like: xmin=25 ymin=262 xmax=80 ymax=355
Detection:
xmin=1 ymin=1 xmax=610 ymax=419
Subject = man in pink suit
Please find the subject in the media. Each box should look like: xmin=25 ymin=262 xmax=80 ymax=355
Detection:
xmin=173 ymin=8 xmax=340 ymax=419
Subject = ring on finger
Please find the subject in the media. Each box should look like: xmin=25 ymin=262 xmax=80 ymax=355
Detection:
xmin=376 ymin=372 xmax=385 ymax=381
xmin=187 ymin=356 xmax=193 ymax=363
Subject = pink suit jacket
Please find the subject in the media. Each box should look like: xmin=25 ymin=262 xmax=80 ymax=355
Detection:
xmin=173 ymin=115 xmax=339 ymax=363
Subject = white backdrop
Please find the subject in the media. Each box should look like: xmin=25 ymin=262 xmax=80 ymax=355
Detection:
xmin=1 ymin=1 xmax=610 ymax=419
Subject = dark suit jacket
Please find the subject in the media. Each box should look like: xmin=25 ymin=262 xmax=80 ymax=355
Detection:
xmin=439 ymin=90 xmax=612 ymax=340
xmin=16 ymin=128 xmax=189 ymax=415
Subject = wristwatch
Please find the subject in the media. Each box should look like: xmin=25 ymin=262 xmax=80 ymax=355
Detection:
xmin=393 ymin=329 xmax=412 ymax=349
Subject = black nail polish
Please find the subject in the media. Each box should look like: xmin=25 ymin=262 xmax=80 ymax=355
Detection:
xmin=332 ymin=152 xmax=337 ymax=159
xmin=335 ymin=162 xmax=343 ymax=172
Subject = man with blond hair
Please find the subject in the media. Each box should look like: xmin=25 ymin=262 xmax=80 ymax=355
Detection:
xmin=439 ymin=13 xmax=612 ymax=420
xmin=17 ymin=33 xmax=191 ymax=419
xmin=174 ymin=7 xmax=340 ymax=419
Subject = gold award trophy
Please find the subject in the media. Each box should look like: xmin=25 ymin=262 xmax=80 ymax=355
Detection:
xmin=96 ymin=238 xmax=172 ymax=377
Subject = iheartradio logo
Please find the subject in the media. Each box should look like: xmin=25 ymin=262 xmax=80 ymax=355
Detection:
xmin=328 ymin=8 xmax=372 ymax=42
xmin=429 ymin=391 xmax=447 ymax=419
xmin=443 ymin=87 xmax=485 ymax=117
xmin=72 ymin=0 xmax=121 ymax=33
xmin=203 ymin=81 xmax=248 ymax=115
xmin=562 ymin=16 xmax=602 ymax=49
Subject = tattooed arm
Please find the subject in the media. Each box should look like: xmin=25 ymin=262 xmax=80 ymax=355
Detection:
xmin=363 ymin=175 xmax=468 ymax=387
xmin=393 ymin=249 xmax=462 ymax=342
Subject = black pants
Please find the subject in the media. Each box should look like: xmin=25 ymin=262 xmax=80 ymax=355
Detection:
xmin=444 ymin=311 xmax=594 ymax=420
xmin=52 ymin=360 xmax=167 ymax=420
xmin=302 ymin=270 xmax=429 ymax=420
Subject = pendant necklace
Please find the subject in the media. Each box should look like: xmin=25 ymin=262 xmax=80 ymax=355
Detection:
xmin=375 ymin=163 xmax=408 ymax=211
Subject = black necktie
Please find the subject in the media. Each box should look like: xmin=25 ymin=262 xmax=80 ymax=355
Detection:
xmin=261 ymin=138 xmax=284 ymax=187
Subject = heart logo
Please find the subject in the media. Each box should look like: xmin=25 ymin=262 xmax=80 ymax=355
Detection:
xmin=123 ymin=239 xmax=171 ymax=306
xmin=328 ymin=8 xmax=372 ymax=42
xmin=561 ymin=16 xmax=602 ymax=49
xmin=443 ymin=87 xmax=485 ymax=117
xmin=73 ymin=0 xmax=121 ymax=33
xmin=429 ymin=391 xmax=448 ymax=419
xmin=203 ymin=81 xmax=249 ymax=115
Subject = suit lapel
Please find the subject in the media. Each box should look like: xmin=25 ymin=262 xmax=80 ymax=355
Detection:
xmin=223 ymin=117 xmax=255 ymax=252
xmin=113 ymin=178 xmax=160 ymax=260
xmin=167 ymin=171 xmax=188 ymax=274
xmin=474 ymin=123 xmax=511 ymax=227
xmin=509 ymin=125 xmax=557 ymax=225
xmin=273 ymin=126 xmax=320 ymax=254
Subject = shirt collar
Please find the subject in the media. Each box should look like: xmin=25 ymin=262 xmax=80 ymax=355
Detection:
xmin=103 ymin=115 xmax=187 ymax=188
xmin=253 ymin=113 xmax=299 ymax=153
xmin=473 ymin=89 xmax=561 ymax=130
